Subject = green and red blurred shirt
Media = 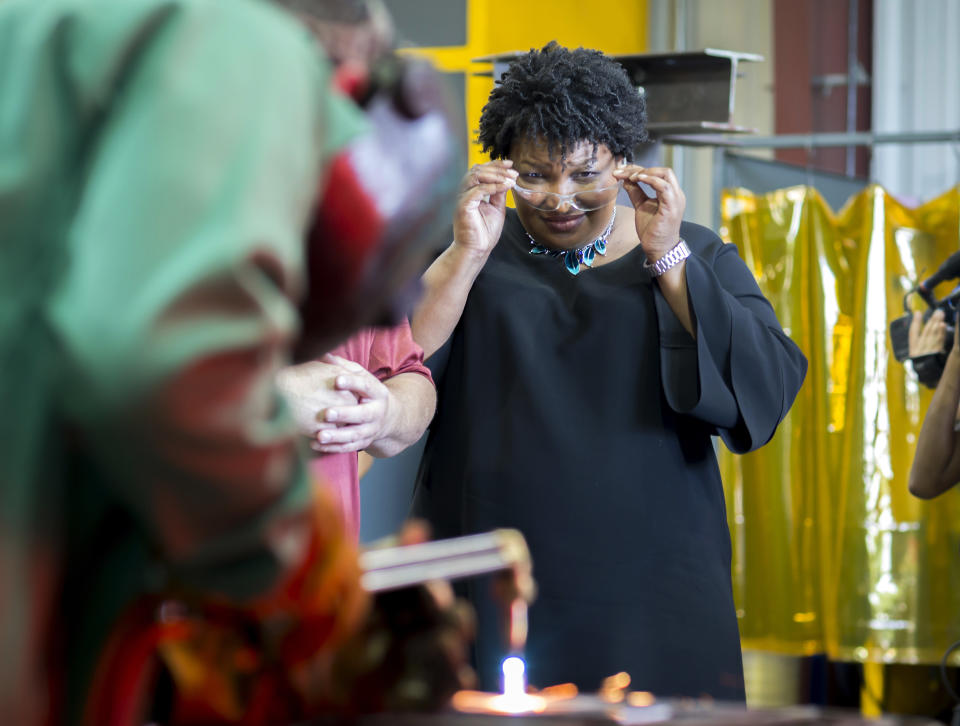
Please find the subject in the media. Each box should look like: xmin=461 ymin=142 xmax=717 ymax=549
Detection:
xmin=0 ymin=0 xmax=365 ymax=722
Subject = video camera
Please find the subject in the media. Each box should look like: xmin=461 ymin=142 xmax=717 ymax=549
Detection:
xmin=890 ymin=250 xmax=960 ymax=388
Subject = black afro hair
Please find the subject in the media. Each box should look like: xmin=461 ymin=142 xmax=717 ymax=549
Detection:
xmin=478 ymin=41 xmax=648 ymax=163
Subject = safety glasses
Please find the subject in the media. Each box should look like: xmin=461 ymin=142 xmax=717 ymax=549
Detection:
xmin=511 ymin=180 xmax=622 ymax=212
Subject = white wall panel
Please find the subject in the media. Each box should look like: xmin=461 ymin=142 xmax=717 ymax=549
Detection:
xmin=873 ymin=0 xmax=960 ymax=203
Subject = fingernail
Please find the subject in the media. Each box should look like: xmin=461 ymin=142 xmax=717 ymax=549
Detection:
xmin=319 ymin=432 xmax=330 ymax=443
xmin=326 ymin=410 xmax=338 ymax=422
xmin=336 ymin=376 xmax=347 ymax=386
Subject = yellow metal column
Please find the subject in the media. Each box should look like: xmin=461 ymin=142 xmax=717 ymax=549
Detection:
xmin=861 ymin=661 xmax=883 ymax=717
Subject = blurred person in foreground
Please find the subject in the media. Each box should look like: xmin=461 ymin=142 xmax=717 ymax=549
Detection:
xmin=410 ymin=42 xmax=807 ymax=700
xmin=908 ymin=309 xmax=960 ymax=498
xmin=268 ymin=1 xmax=440 ymax=562
xmin=269 ymin=1 xmax=438 ymax=543
xmin=0 ymin=0 xmax=471 ymax=723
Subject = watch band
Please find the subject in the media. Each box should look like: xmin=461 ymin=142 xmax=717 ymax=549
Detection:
xmin=643 ymin=238 xmax=690 ymax=277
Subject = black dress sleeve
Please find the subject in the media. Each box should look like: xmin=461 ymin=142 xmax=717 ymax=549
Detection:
xmin=653 ymin=222 xmax=808 ymax=454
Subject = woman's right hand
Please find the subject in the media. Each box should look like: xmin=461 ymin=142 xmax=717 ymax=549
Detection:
xmin=452 ymin=160 xmax=517 ymax=258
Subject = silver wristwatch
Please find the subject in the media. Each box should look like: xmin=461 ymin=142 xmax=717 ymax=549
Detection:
xmin=643 ymin=238 xmax=690 ymax=277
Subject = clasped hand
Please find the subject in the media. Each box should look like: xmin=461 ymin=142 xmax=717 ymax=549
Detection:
xmin=276 ymin=354 xmax=396 ymax=454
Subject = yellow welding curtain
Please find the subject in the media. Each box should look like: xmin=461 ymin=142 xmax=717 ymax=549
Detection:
xmin=720 ymin=184 xmax=960 ymax=664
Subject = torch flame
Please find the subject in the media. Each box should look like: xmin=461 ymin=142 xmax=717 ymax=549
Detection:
xmin=501 ymin=656 xmax=525 ymax=699
xmin=450 ymin=656 xmax=547 ymax=715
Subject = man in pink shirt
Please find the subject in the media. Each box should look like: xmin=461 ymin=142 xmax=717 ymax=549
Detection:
xmin=277 ymin=319 xmax=435 ymax=541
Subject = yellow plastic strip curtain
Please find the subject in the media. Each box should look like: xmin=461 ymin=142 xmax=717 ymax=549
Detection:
xmin=720 ymin=184 xmax=960 ymax=664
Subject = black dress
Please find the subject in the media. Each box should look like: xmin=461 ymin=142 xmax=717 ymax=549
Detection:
xmin=412 ymin=208 xmax=807 ymax=700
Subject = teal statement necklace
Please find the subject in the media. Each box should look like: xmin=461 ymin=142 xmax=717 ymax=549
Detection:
xmin=526 ymin=208 xmax=617 ymax=276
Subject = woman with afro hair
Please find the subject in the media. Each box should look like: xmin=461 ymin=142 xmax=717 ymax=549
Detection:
xmin=410 ymin=41 xmax=806 ymax=701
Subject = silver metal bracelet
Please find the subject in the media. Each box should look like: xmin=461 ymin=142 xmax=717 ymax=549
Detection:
xmin=642 ymin=238 xmax=690 ymax=277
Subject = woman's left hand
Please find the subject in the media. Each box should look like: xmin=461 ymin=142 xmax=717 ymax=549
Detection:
xmin=613 ymin=165 xmax=686 ymax=262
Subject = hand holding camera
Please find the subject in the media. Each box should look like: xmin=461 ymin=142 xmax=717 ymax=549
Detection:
xmin=909 ymin=309 xmax=948 ymax=356
xmin=889 ymin=251 xmax=960 ymax=387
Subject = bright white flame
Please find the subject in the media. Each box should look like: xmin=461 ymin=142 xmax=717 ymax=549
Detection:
xmin=464 ymin=656 xmax=546 ymax=714
xmin=502 ymin=656 xmax=526 ymax=699
xmin=449 ymin=656 xmax=547 ymax=715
